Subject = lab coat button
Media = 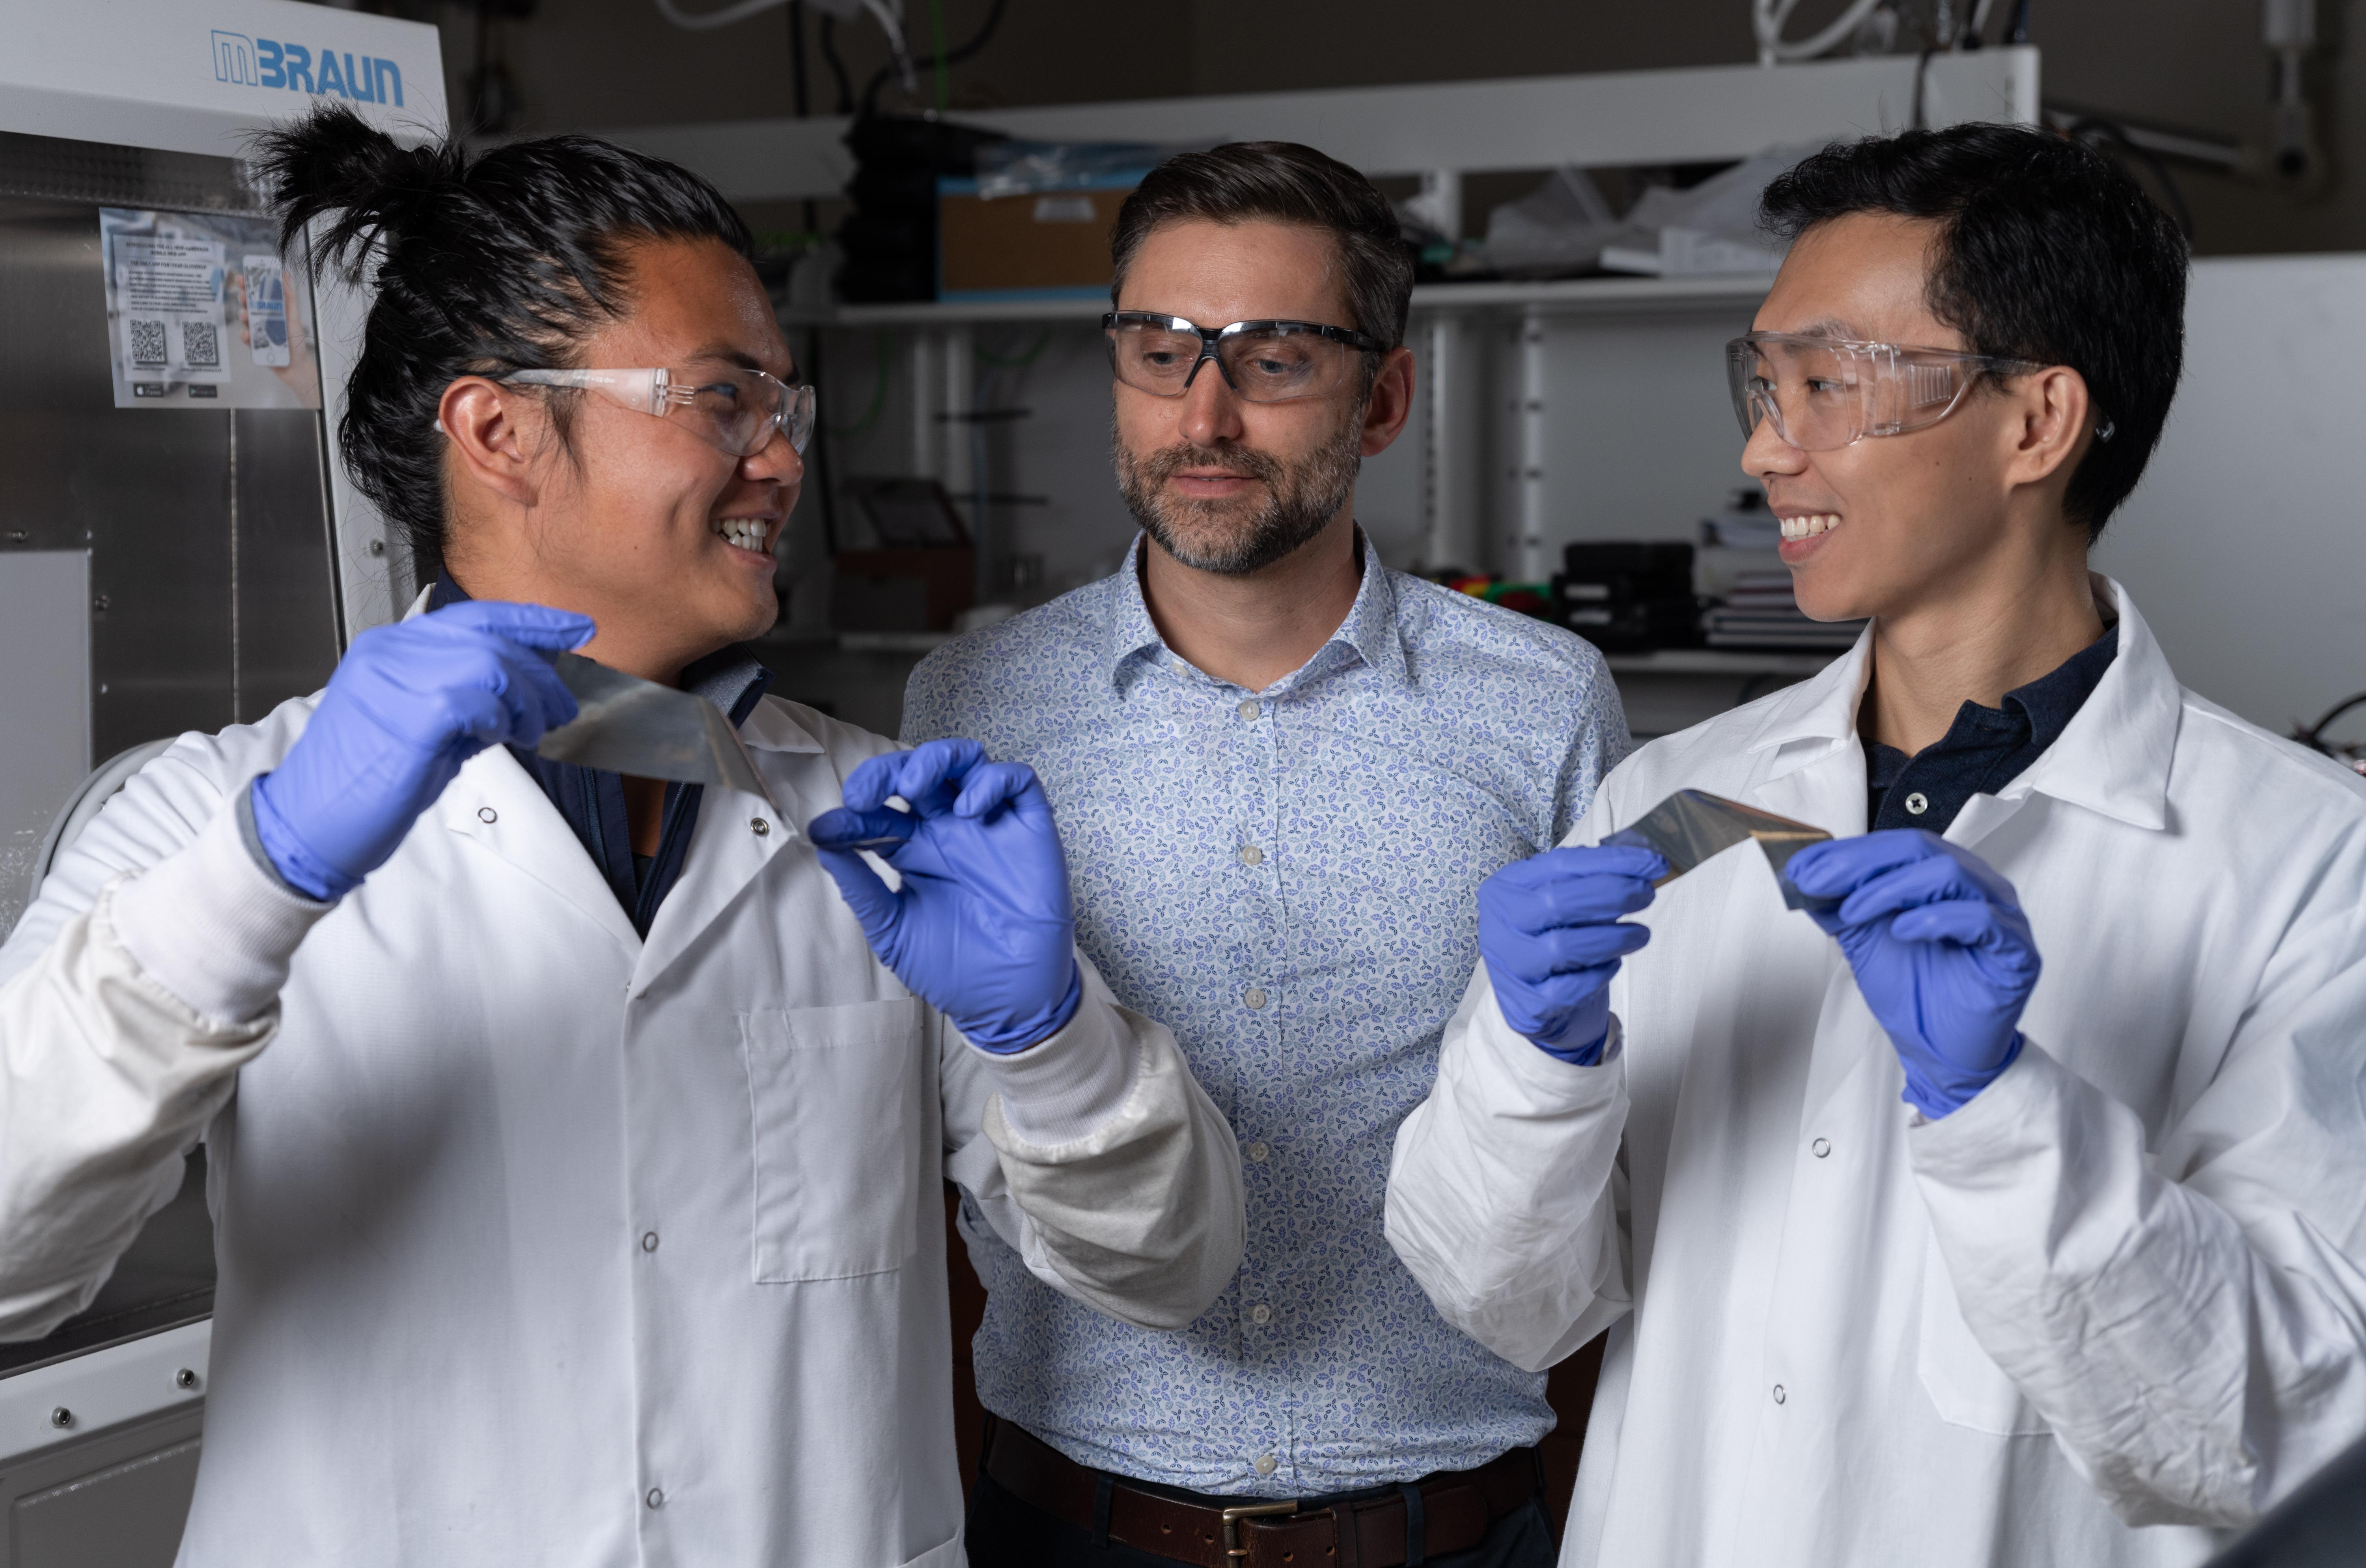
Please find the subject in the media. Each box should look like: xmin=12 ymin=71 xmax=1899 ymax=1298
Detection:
xmin=1244 ymin=987 xmax=1268 ymax=1010
xmin=1246 ymin=1141 xmax=1271 ymax=1163
xmin=645 ymin=1487 xmax=664 ymax=1509
xmin=1772 ymin=1384 xmax=1787 ymax=1405
xmin=1238 ymin=845 xmax=1263 ymax=866
xmin=641 ymin=1232 xmax=659 ymax=1253
xmin=1250 ymin=1303 xmax=1273 ymax=1325
xmin=751 ymin=817 xmax=770 ymax=836
xmin=476 ymin=807 xmax=497 ymax=824
xmin=1237 ymin=700 xmax=1259 ymax=721
xmin=1253 ymin=1455 xmax=1278 ymax=1476
xmin=1811 ymin=1138 xmax=1831 ymax=1158
xmin=1904 ymin=792 xmax=1929 ymax=816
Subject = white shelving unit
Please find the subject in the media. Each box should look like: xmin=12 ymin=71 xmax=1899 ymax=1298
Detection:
xmin=789 ymin=273 xmax=1777 ymax=584
xmin=783 ymin=272 xmax=1836 ymax=738
xmin=730 ymin=50 xmax=2038 ymax=734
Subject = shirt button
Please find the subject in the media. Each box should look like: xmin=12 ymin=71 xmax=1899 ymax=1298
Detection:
xmin=1246 ymin=1141 xmax=1271 ymax=1163
xmin=1238 ymin=845 xmax=1264 ymax=866
xmin=1253 ymin=1455 xmax=1278 ymax=1476
xmin=1238 ymin=699 xmax=1262 ymax=721
xmin=1773 ymin=1384 xmax=1787 ymax=1405
xmin=1250 ymin=1303 xmax=1273 ymax=1325
xmin=1244 ymin=987 xmax=1268 ymax=1010
xmin=751 ymin=817 xmax=770 ymax=836
xmin=1811 ymin=1138 xmax=1831 ymax=1159
xmin=641 ymin=1232 xmax=660 ymax=1253
xmin=1904 ymin=791 xmax=1929 ymax=816
xmin=645 ymin=1487 xmax=665 ymax=1509
xmin=476 ymin=806 xmax=497 ymax=824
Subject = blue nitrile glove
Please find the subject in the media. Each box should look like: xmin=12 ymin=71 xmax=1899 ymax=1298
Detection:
xmin=1785 ymin=830 xmax=2040 ymax=1118
xmin=250 ymin=601 xmax=593 ymax=901
xmin=1476 ymin=844 xmax=1666 ymax=1065
xmin=806 ymin=738 xmax=1082 ymax=1054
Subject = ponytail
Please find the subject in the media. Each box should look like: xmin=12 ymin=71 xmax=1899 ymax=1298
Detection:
xmin=248 ymin=104 xmax=754 ymax=579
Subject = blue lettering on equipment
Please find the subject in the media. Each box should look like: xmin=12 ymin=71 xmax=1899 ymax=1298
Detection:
xmin=212 ymin=30 xmax=404 ymax=107
xmin=211 ymin=31 xmax=257 ymax=86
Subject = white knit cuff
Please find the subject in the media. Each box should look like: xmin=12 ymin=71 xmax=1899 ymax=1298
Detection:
xmin=110 ymin=795 xmax=336 ymax=1026
xmin=969 ymin=992 xmax=1138 ymax=1148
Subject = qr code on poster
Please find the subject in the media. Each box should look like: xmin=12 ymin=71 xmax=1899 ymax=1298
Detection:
xmin=182 ymin=319 xmax=220 ymax=370
xmin=127 ymin=317 xmax=168 ymax=368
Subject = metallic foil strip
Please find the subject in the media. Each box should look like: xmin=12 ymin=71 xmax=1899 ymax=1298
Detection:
xmin=537 ymin=653 xmax=780 ymax=816
xmin=1604 ymin=788 xmax=1836 ymax=912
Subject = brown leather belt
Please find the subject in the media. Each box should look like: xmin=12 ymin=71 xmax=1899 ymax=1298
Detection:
xmin=981 ymin=1416 xmax=1541 ymax=1568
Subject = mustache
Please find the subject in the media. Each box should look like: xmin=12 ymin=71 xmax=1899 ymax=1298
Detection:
xmin=1132 ymin=442 xmax=1284 ymax=488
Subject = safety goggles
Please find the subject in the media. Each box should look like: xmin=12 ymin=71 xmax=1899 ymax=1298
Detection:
xmin=1105 ymin=312 xmax=1386 ymax=403
xmin=502 ymin=366 xmax=816 ymax=457
xmin=1725 ymin=332 xmax=2043 ymax=452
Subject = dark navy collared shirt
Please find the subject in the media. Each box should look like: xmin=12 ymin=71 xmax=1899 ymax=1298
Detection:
xmin=1866 ymin=623 xmax=2119 ymax=835
xmin=429 ymin=575 xmax=771 ymax=935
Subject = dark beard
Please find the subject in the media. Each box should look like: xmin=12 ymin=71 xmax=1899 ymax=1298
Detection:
xmin=1114 ymin=412 xmax=1362 ymax=577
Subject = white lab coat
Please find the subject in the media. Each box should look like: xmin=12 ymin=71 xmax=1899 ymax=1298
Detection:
xmin=1386 ymin=577 xmax=2366 ymax=1568
xmin=0 ymin=679 xmax=1244 ymax=1568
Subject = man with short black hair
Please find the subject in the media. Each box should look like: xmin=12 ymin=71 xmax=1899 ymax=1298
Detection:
xmin=906 ymin=141 xmax=1628 ymax=1567
xmin=1388 ymin=124 xmax=2366 ymax=1567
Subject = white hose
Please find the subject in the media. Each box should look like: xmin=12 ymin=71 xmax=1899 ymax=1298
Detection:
xmin=858 ymin=0 xmax=920 ymax=95
xmin=653 ymin=0 xmax=790 ymax=29
xmin=1753 ymin=0 xmax=1889 ymax=64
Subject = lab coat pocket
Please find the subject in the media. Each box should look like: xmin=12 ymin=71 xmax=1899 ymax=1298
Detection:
xmin=740 ymin=997 xmax=927 ymax=1283
xmin=1916 ymin=1237 xmax=2049 ymax=1435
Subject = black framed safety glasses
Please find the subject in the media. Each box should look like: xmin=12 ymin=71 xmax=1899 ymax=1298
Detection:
xmin=1104 ymin=311 xmax=1387 ymax=403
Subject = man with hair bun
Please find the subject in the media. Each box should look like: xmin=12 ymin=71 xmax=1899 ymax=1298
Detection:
xmin=1388 ymin=123 xmax=2366 ymax=1567
xmin=0 ymin=106 xmax=1242 ymax=1568
xmin=906 ymin=140 xmax=1628 ymax=1567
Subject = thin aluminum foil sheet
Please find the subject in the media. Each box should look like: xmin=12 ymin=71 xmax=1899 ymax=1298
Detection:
xmin=537 ymin=653 xmax=780 ymax=815
xmin=1603 ymin=788 xmax=1836 ymax=912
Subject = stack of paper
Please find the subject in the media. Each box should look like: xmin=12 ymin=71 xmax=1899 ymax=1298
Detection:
xmin=1703 ymin=569 xmax=1865 ymax=650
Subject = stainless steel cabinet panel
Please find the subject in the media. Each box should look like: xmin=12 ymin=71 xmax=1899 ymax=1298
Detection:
xmin=0 ymin=1409 xmax=201 ymax=1568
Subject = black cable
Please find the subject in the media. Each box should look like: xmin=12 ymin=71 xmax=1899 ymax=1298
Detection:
xmin=788 ymin=0 xmax=812 ymax=119
xmin=472 ymin=0 xmax=494 ymax=132
xmin=789 ymin=0 xmax=821 ymax=237
xmin=2295 ymin=693 xmax=2366 ymax=755
xmin=819 ymin=15 xmax=854 ymax=115
xmin=859 ymin=0 xmax=1008 ymax=116
xmin=1910 ymin=47 xmax=1939 ymax=130
xmin=2066 ymin=117 xmax=2194 ymax=240
xmin=805 ymin=327 xmax=839 ymax=556
xmin=2006 ymin=0 xmax=2031 ymax=43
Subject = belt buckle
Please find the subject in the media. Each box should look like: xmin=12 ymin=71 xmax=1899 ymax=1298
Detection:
xmin=1219 ymin=1499 xmax=1301 ymax=1561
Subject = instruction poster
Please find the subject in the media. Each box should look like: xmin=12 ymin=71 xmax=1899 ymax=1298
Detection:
xmin=99 ymin=209 xmax=322 ymax=411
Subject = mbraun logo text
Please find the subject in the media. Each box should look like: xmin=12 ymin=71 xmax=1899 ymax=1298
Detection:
xmin=211 ymin=30 xmax=404 ymax=106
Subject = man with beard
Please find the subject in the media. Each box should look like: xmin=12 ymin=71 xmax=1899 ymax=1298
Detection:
xmin=901 ymin=142 xmax=1629 ymax=1568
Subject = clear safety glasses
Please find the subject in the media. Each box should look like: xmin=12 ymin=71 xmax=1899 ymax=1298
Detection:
xmin=1725 ymin=332 xmax=2042 ymax=452
xmin=502 ymin=366 xmax=816 ymax=457
xmin=1105 ymin=312 xmax=1387 ymax=403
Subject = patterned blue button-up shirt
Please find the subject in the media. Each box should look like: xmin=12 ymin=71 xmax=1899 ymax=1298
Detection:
xmin=902 ymin=537 xmax=1627 ymax=1496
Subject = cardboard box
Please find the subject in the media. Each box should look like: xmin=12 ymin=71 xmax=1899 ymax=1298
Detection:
xmin=833 ymin=548 xmax=976 ymax=632
xmin=937 ymin=172 xmax=1145 ymax=302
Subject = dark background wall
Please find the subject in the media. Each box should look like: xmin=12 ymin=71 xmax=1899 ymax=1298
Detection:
xmin=365 ymin=0 xmax=2365 ymax=258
